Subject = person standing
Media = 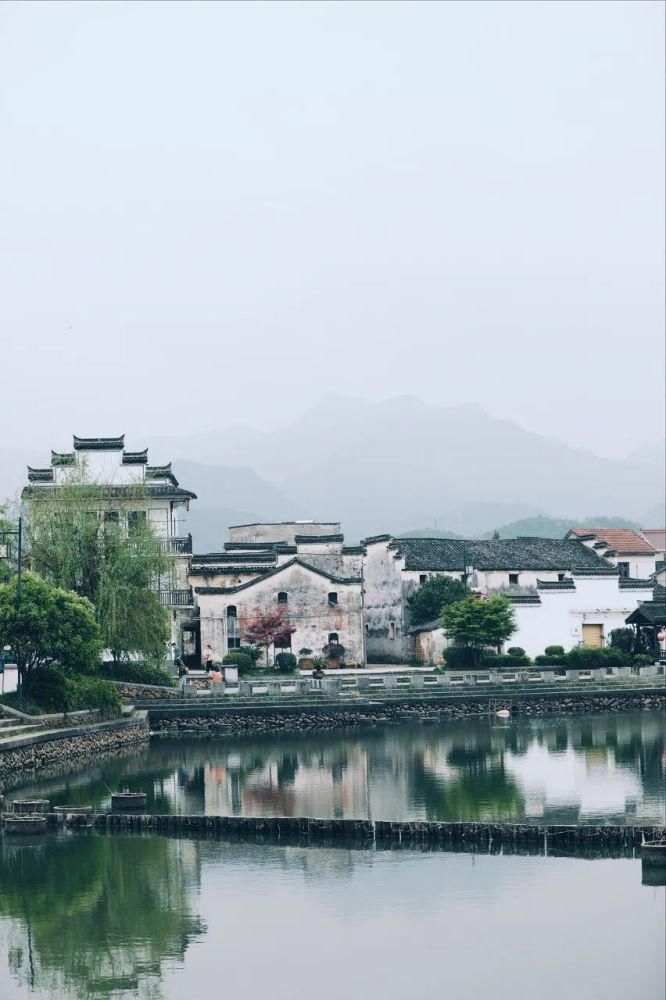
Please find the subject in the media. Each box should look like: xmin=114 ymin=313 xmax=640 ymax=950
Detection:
xmin=202 ymin=644 xmax=214 ymax=671
xmin=178 ymin=661 xmax=189 ymax=694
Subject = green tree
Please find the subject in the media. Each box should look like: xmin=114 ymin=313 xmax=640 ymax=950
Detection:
xmin=26 ymin=483 xmax=170 ymax=664
xmin=0 ymin=573 xmax=102 ymax=691
xmin=407 ymin=575 xmax=467 ymax=625
xmin=440 ymin=594 xmax=516 ymax=666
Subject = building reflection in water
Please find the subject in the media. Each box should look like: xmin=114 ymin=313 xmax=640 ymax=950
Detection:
xmin=139 ymin=711 xmax=665 ymax=826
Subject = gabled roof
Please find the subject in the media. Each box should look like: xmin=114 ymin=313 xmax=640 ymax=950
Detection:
xmin=194 ymin=556 xmax=361 ymax=595
xmin=642 ymin=529 xmax=666 ymax=552
xmin=73 ymin=435 xmax=125 ymax=450
xmin=392 ymin=537 xmax=611 ymax=572
xmin=625 ymin=602 xmax=666 ymax=626
xmin=567 ymin=528 xmax=656 ymax=555
xmin=618 ymin=578 xmax=655 ymax=590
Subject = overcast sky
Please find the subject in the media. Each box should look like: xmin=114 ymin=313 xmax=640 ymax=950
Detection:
xmin=1 ymin=1 xmax=663 ymax=459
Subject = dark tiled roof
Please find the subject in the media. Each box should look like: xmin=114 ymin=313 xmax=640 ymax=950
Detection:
xmin=653 ymin=583 xmax=666 ymax=601
xmin=51 ymin=451 xmax=76 ymax=466
xmin=537 ymin=578 xmax=576 ymax=591
xmin=73 ymin=435 xmax=124 ymax=450
xmin=190 ymin=566 xmax=272 ymax=577
xmin=625 ymin=602 xmax=666 ymax=626
xmin=361 ymin=534 xmax=393 ymax=545
xmin=618 ymin=578 xmax=655 ymax=590
xmin=393 ymin=537 xmax=611 ymax=572
xmin=295 ymin=534 xmax=344 ymax=544
xmin=507 ymin=594 xmax=542 ymax=605
xmin=342 ymin=545 xmax=365 ymax=555
xmin=122 ymin=449 xmax=148 ymax=465
xmin=192 ymin=552 xmax=275 ymax=565
xmin=23 ymin=484 xmax=196 ymax=501
xmin=194 ymin=557 xmax=361 ymax=596
xmin=27 ymin=467 xmax=54 ymax=483
xmin=224 ymin=541 xmax=286 ymax=551
xmin=408 ymin=619 xmax=443 ymax=634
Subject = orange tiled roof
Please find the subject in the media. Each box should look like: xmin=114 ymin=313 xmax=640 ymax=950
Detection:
xmin=568 ymin=528 xmax=656 ymax=555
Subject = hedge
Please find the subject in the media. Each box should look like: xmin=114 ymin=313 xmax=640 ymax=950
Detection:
xmin=99 ymin=662 xmax=176 ymax=687
xmin=24 ymin=666 xmax=121 ymax=716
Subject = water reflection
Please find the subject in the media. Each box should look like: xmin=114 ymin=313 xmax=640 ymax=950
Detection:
xmin=0 ymin=834 xmax=204 ymax=998
xmin=7 ymin=711 xmax=664 ymax=825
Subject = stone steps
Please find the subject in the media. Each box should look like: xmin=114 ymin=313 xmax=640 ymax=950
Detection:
xmin=0 ymin=723 xmax=44 ymax=739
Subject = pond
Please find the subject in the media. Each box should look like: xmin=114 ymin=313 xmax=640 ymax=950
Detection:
xmin=5 ymin=710 xmax=665 ymax=825
xmin=0 ymin=835 xmax=663 ymax=1000
xmin=0 ymin=710 xmax=664 ymax=998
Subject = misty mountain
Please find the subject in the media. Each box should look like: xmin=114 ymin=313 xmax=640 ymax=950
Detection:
xmin=172 ymin=461 xmax=301 ymax=552
xmin=478 ymin=514 xmax=642 ymax=540
xmin=152 ymin=397 xmax=665 ymax=541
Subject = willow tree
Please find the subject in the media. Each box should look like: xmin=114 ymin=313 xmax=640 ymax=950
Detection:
xmin=26 ymin=483 xmax=170 ymax=664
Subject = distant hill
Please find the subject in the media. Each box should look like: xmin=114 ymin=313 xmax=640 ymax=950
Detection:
xmin=481 ymin=514 xmax=642 ymax=540
xmin=399 ymin=528 xmax=464 ymax=539
xmin=152 ymin=396 xmax=664 ymax=541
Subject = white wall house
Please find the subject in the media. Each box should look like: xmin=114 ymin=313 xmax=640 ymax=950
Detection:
xmin=409 ymin=575 xmax=655 ymax=663
xmin=190 ymin=523 xmax=365 ymax=665
xmin=362 ymin=534 xmax=623 ymax=663
xmin=566 ymin=528 xmax=658 ymax=580
xmin=22 ymin=435 xmax=197 ymax=642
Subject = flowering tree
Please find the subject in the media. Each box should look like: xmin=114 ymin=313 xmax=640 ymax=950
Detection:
xmin=239 ymin=607 xmax=296 ymax=667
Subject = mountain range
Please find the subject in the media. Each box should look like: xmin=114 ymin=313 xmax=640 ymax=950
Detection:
xmin=2 ymin=397 xmax=663 ymax=550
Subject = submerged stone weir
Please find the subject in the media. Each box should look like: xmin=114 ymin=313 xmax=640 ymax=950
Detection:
xmin=67 ymin=812 xmax=665 ymax=854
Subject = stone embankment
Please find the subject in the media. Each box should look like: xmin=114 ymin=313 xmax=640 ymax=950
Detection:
xmin=150 ymin=691 xmax=665 ymax=737
xmin=28 ymin=811 xmax=666 ymax=856
xmin=0 ymin=713 xmax=149 ymax=786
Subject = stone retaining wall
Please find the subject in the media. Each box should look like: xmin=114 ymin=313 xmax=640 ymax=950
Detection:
xmin=0 ymin=713 xmax=149 ymax=786
xmin=59 ymin=812 xmax=666 ymax=855
xmin=150 ymin=691 xmax=665 ymax=736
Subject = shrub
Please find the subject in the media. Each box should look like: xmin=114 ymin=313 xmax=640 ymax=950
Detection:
xmin=298 ymin=648 xmax=313 ymax=657
xmin=275 ymin=652 xmax=297 ymax=673
xmin=222 ymin=652 xmax=254 ymax=673
xmin=99 ymin=661 xmax=175 ymax=687
xmin=609 ymin=628 xmax=634 ymax=654
xmin=507 ymin=647 xmax=526 ymax=657
xmin=311 ymin=656 xmax=327 ymax=671
xmin=443 ymin=646 xmax=476 ymax=669
xmin=544 ymin=645 xmax=565 ymax=657
xmin=482 ymin=653 xmax=531 ymax=668
xmin=535 ymin=654 xmax=568 ymax=666
xmin=567 ymin=646 xmax=628 ymax=670
xmin=23 ymin=666 xmax=121 ymax=715
xmin=242 ymin=645 xmax=263 ymax=665
xmin=632 ymin=653 xmax=652 ymax=666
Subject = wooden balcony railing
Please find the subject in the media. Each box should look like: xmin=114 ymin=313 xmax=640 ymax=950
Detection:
xmin=159 ymin=588 xmax=193 ymax=607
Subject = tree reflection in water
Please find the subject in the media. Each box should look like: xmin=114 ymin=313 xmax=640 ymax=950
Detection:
xmin=0 ymin=834 xmax=204 ymax=999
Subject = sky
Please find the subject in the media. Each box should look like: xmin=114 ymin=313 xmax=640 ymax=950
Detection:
xmin=0 ymin=0 xmax=663 ymax=459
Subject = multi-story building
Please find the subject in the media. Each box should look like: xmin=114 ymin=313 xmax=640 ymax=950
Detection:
xmin=362 ymin=534 xmax=648 ymax=662
xmin=22 ymin=435 xmax=196 ymax=642
xmin=189 ymin=521 xmax=364 ymax=665
xmin=566 ymin=528 xmax=658 ymax=580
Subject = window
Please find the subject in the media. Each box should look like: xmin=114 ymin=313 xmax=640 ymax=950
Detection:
xmin=328 ymin=632 xmax=339 ymax=643
xmin=389 ymin=622 xmax=396 ymax=640
xmin=618 ymin=562 xmax=630 ymax=578
xmin=558 ymin=573 xmax=566 ymax=582
xmin=104 ymin=510 xmax=119 ymax=524
xmin=328 ymin=592 xmax=338 ymax=606
xmin=226 ymin=605 xmax=237 ymax=618
xmin=128 ymin=510 xmax=146 ymax=535
xmin=509 ymin=573 xmax=519 ymax=585
xmin=419 ymin=574 xmax=427 ymax=584
xmin=227 ymin=637 xmax=241 ymax=649
xmin=277 ymin=592 xmax=288 ymax=605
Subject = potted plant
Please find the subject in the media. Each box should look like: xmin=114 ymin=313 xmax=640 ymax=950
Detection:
xmin=322 ymin=641 xmax=345 ymax=669
xmin=298 ymin=647 xmax=314 ymax=670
